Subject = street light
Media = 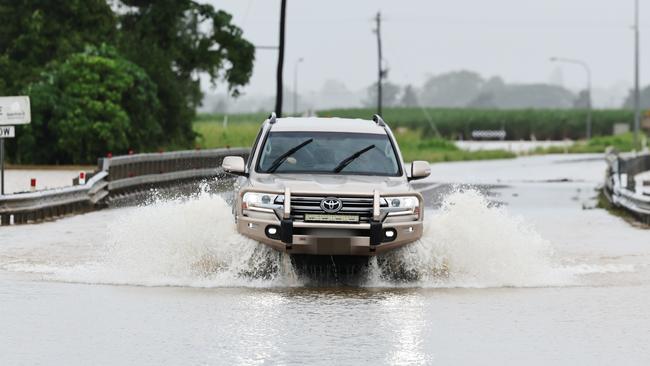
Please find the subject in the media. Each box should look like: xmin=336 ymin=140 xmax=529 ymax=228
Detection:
xmin=550 ymin=57 xmax=592 ymax=140
xmin=293 ymin=57 xmax=304 ymax=116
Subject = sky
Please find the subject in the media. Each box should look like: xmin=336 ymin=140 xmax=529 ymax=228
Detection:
xmin=206 ymin=0 xmax=648 ymax=107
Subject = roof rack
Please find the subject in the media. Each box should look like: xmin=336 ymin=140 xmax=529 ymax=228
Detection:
xmin=268 ymin=112 xmax=277 ymax=124
xmin=372 ymin=114 xmax=386 ymax=127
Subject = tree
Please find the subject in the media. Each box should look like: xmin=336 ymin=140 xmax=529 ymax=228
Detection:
xmin=1 ymin=1 xmax=255 ymax=164
xmin=492 ymin=84 xmax=575 ymax=109
xmin=622 ymin=85 xmax=650 ymax=109
xmin=364 ymin=81 xmax=400 ymax=108
xmin=16 ymin=46 xmax=162 ymax=164
xmin=0 ymin=0 xmax=116 ymax=94
xmin=117 ymin=0 xmax=255 ymax=146
xmin=467 ymin=92 xmax=497 ymax=108
xmin=573 ymin=90 xmax=590 ymax=109
xmin=400 ymin=85 xmax=418 ymax=107
xmin=420 ymin=70 xmax=484 ymax=107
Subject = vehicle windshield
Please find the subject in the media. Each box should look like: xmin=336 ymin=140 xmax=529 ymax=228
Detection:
xmin=256 ymin=131 xmax=401 ymax=176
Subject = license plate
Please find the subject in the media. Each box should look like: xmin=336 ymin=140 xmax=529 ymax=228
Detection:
xmin=304 ymin=213 xmax=359 ymax=223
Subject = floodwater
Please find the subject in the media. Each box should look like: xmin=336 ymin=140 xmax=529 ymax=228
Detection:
xmin=3 ymin=168 xmax=81 ymax=194
xmin=1 ymin=154 xmax=649 ymax=365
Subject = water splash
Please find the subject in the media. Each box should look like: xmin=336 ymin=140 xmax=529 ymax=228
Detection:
xmin=9 ymin=186 xmax=633 ymax=288
xmin=52 ymin=189 xmax=301 ymax=287
xmin=369 ymin=189 xmax=569 ymax=288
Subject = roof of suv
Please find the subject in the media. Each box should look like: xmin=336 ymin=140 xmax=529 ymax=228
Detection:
xmin=269 ymin=117 xmax=387 ymax=134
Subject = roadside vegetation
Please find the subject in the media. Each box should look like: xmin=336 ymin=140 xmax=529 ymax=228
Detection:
xmin=319 ymin=107 xmax=635 ymax=140
xmin=597 ymin=190 xmax=650 ymax=229
xmin=195 ymin=109 xmax=648 ymax=162
xmin=1 ymin=1 xmax=254 ymax=164
xmin=533 ymin=133 xmax=647 ymax=154
xmin=193 ymin=114 xmax=515 ymax=163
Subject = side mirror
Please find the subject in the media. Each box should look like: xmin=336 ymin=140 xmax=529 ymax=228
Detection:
xmin=409 ymin=161 xmax=431 ymax=181
xmin=222 ymin=156 xmax=247 ymax=176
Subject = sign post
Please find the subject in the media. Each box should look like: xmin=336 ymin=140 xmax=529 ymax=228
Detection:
xmin=0 ymin=137 xmax=4 ymax=195
xmin=0 ymin=96 xmax=31 ymax=195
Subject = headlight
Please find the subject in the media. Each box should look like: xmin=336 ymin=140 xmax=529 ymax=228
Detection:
xmin=382 ymin=196 xmax=420 ymax=217
xmin=242 ymin=192 xmax=284 ymax=211
xmin=387 ymin=196 xmax=418 ymax=209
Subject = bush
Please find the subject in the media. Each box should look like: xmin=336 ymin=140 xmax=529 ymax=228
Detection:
xmin=13 ymin=46 xmax=162 ymax=164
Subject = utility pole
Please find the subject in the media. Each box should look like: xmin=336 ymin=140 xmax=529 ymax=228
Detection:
xmin=374 ymin=12 xmax=383 ymax=116
xmin=275 ymin=0 xmax=287 ymax=117
xmin=633 ymin=0 xmax=641 ymax=151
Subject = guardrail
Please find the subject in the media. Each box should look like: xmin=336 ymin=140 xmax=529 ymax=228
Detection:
xmin=0 ymin=148 xmax=248 ymax=225
xmin=604 ymin=151 xmax=650 ymax=224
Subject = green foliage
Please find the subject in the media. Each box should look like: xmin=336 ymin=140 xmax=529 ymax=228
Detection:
xmin=117 ymin=0 xmax=255 ymax=146
xmin=0 ymin=0 xmax=116 ymax=94
xmin=192 ymin=114 xmax=516 ymax=163
xmin=1 ymin=1 xmax=254 ymax=164
xmin=15 ymin=46 xmax=161 ymax=164
xmin=194 ymin=119 xmax=262 ymax=149
xmin=319 ymin=107 xmax=635 ymax=140
xmin=534 ymin=133 xmax=647 ymax=154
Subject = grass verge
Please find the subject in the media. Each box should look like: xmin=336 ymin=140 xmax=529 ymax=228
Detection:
xmin=597 ymin=189 xmax=649 ymax=228
xmin=193 ymin=115 xmax=515 ymax=163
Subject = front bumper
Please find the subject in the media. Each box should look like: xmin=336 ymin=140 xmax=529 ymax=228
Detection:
xmin=237 ymin=216 xmax=423 ymax=255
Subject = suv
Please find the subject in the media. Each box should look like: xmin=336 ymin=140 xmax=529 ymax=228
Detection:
xmin=222 ymin=113 xmax=431 ymax=256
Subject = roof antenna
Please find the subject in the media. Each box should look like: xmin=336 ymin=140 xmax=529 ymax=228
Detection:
xmin=268 ymin=112 xmax=277 ymax=124
xmin=372 ymin=114 xmax=386 ymax=127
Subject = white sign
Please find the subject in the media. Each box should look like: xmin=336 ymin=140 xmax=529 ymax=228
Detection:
xmin=0 ymin=126 xmax=15 ymax=138
xmin=0 ymin=96 xmax=31 ymax=125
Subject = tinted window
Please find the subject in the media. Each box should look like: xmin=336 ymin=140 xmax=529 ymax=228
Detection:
xmin=256 ymin=131 xmax=401 ymax=176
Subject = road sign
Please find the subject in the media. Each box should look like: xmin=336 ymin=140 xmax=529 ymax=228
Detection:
xmin=0 ymin=96 xmax=31 ymax=125
xmin=0 ymin=126 xmax=15 ymax=138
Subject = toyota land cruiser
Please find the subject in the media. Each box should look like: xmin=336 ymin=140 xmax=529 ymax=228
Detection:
xmin=222 ymin=113 xmax=431 ymax=256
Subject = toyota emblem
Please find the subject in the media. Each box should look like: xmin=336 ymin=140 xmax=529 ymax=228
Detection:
xmin=320 ymin=197 xmax=343 ymax=213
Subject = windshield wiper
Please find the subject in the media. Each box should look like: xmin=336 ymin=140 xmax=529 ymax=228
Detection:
xmin=333 ymin=144 xmax=375 ymax=173
xmin=266 ymin=138 xmax=314 ymax=173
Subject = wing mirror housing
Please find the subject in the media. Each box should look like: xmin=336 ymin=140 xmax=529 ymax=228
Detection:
xmin=408 ymin=160 xmax=431 ymax=181
xmin=222 ymin=156 xmax=247 ymax=176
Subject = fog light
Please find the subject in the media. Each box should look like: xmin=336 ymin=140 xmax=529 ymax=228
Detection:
xmin=383 ymin=228 xmax=397 ymax=242
xmin=247 ymin=223 xmax=256 ymax=229
xmin=407 ymin=226 xmax=414 ymax=233
xmin=265 ymin=225 xmax=282 ymax=240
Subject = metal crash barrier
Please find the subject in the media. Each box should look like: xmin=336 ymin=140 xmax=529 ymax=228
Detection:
xmin=0 ymin=148 xmax=248 ymax=225
xmin=604 ymin=151 xmax=650 ymax=224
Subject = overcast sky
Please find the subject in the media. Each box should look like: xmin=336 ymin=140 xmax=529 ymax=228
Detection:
xmin=207 ymin=0 xmax=648 ymax=105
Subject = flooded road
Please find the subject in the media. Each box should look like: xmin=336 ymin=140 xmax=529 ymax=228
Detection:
xmin=1 ymin=154 xmax=649 ymax=365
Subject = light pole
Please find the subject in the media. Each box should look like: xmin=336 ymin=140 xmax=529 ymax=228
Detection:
xmin=293 ymin=57 xmax=303 ymax=116
xmin=550 ymin=57 xmax=592 ymax=139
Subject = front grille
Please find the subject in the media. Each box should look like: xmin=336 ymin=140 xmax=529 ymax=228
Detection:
xmin=290 ymin=195 xmax=385 ymax=223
